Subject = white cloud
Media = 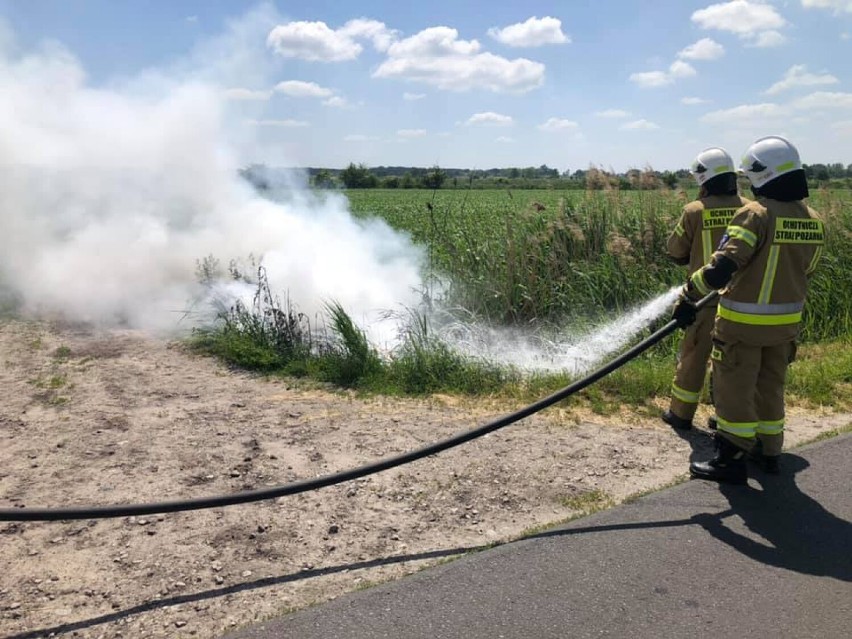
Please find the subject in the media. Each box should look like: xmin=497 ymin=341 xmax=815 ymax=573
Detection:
xmin=692 ymin=1 xmax=787 ymax=47
xmin=245 ymin=119 xmax=310 ymax=127
xmin=594 ymin=109 xmax=631 ymax=118
xmin=830 ymin=120 xmax=852 ymax=133
xmin=630 ymin=71 xmax=672 ymax=88
xmin=397 ymin=129 xmax=427 ymax=138
xmin=185 ymin=16 xmax=198 ymax=24
xmin=750 ymin=30 xmax=786 ymax=47
xmin=669 ymin=60 xmax=697 ymax=79
xmin=403 ymin=92 xmax=426 ymax=101
xmin=373 ymin=27 xmax=545 ymax=93
xmin=678 ymin=37 xmax=725 ymax=60
xmin=495 ymin=136 xmax=515 ymax=143
xmin=681 ymin=96 xmax=708 ymax=105
xmin=843 ymin=32 xmax=851 ymax=40
xmin=621 ymin=119 xmax=660 ymax=130
xmin=765 ymin=65 xmax=839 ymax=95
xmin=274 ymin=80 xmax=334 ymax=98
xmin=343 ymin=134 xmax=379 ymax=142
xmin=465 ymin=111 xmax=514 ymax=126
xmin=801 ymin=1 xmax=852 ymax=13
xmin=487 ymin=16 xmax=570 ymax=47
xmin=790 ymin=91 xmax=852 ymax=109
xmin=538 ymin=117 xmax=579 ymax=131
xmin=700 ymin=102 xmax=787 ymax=124
xmin=339 ymin=18 xmax=398 ymax=52
xmin=322 ymin=96 xmax=349 ymax=108
xmin=267 ymin=19 xmax=396 ymax=62
xmin=630 ymin=59 xmax=696 ymax=88
xmin=223 ymin=88 xmax=271 ymax=101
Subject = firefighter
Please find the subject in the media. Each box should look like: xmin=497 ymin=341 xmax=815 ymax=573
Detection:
xmin=673 ymin=136 xmax=824 ymax=483
xmin=662 ymin=147 xmax=749 ymax=431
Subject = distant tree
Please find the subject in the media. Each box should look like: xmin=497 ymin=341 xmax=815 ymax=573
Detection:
xmin=421 ymin=165 xmax=447 ymax=189
xmin=401 ymin=172 xmax=415 ymax=189
xmin=340 ymin=163 xmax=376 ymax=188
xmin=382 ymin=176 xmax=400 ymax=188
xmin=313 ymin=169 xmax=335 ymax=189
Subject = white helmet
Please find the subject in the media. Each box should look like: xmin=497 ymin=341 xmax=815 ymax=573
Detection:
xmin=690 ymin=147 xmax=735 ymax=186
xmin=739 ymin=136 xmax=801 ymax=188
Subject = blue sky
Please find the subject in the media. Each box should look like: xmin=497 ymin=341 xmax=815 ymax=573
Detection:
xmin=2 ymin=0 xmax=852 ymax=171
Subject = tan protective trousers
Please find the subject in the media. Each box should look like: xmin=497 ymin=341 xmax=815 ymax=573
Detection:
xmin=710 ymin=339 xmax=795 ymax=457
xmin=669 ymin=305 xmax=716 ymax=421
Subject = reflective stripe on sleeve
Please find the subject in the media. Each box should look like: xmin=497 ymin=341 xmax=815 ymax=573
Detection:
xmin=726 ymin=225 xmax=758 ymax=247
xmin=806 ymin=246 xmax=823 ymax=275
xmin=690 ymin=269 xmax=713 ymax=295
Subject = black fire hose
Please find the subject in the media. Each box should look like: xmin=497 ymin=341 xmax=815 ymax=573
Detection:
xmin=0 ymin=291 xmax=717 ymax=522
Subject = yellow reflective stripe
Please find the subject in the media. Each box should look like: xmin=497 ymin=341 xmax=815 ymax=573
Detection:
xmin=718 ymin=305 xmax=802 ymax=326
xmin=710 ymin=345 xmax=723 ymax=361
xmin=714 ymin=165 xmax=733 ymax=174
xmin=756 ymin=419 xmax=785 ymax=435
xmin=776 ymin=161 xmax=796 ymax=173
xmin=674 ymin=222 xmax=685 ymax=237
xmin=758 ymin=245 xmax=780 ymax=305
xmin=717 ymin=417 xmax=758 ymax=438
xmin=806 ymin=246 xmax=823 ymax=275
xmin=701 ymin=229 xmax=712 ymax=264
xmin=726 ymin=225 xmax=757 ymax=247
xmin=671 ymin=383 xmax=700 ymax=404
xmin=690 ymin=269 xmax=712 ymax=295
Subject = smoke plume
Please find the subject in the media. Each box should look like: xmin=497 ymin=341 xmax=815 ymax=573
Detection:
xmin=0 ymin=9 xmax=424 ymax=342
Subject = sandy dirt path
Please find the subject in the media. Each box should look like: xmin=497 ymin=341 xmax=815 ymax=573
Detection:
xmin=1 ymin=319 xmax=849 ymax=638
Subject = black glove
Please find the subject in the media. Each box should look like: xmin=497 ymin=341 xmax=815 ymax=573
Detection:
xmin=672 ymin=296 xmax=698 ymax=328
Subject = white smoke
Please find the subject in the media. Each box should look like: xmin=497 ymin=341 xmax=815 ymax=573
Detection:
xmin=0 ymin=9 xmax=424 ymax=341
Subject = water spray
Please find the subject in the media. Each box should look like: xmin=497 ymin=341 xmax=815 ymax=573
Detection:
xmin=435 ymin=287 xmax=683 ymax=374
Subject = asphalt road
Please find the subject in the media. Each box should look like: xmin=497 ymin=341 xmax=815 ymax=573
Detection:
xmin=224 ymin=433 xmax=852 ymax=639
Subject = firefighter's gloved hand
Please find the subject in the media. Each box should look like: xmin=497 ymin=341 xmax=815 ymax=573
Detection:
xmin=672 ymin=296 xmax=698 ymax=329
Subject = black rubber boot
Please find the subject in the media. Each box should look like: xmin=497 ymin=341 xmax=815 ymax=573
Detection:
xmin=747 ymin=440 xmax=780 ymax=474
xmin=761 ymin=456 xmax=780 ymax=474
xmin=690 ymin=435 xmax=748 ymax=484
xmin=662 ymin=410 xmax=693 ymax=431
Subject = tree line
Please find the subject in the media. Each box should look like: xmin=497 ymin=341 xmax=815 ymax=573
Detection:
xmin=240 ymin=161 xmax=852 ymax=192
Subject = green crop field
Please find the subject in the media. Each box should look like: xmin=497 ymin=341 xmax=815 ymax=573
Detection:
xmin=346 ymin=188 xmax=852 ymax=343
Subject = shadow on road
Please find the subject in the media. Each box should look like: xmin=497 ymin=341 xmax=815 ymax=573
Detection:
xmin=695 ymin=453 xmax=852 ymax=582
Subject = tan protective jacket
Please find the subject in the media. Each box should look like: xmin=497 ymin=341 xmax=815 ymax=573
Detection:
xmin=668 ymin=194 xmax=751 ymax=276
xmin=699 ymin=198 xmax=824 ymax=346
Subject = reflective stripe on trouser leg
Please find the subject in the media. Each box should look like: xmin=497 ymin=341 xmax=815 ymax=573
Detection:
xmin=711 ymin=339 xmax=761 ymax=451
xmin=755 ymin=341 xmax=794 ymax=457
xmin=669 ymin=306 xmax=715 ymax=421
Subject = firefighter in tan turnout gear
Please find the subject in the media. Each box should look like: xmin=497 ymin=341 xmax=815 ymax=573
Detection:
xmin=662 ymin=148 xmax=749 ymax=431
xmin=673 ymin=136 xmax=824 ymax=483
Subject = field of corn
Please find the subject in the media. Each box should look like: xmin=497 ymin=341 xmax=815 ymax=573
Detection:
xmin=345 ymin=188 xmax=852 ymax=343
xmin=195 ymin=187 xmax=851 ymax=408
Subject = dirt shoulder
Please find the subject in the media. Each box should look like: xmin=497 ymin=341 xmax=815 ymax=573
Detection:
xmin=1 ymin=319 xmax=849 ymax=639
